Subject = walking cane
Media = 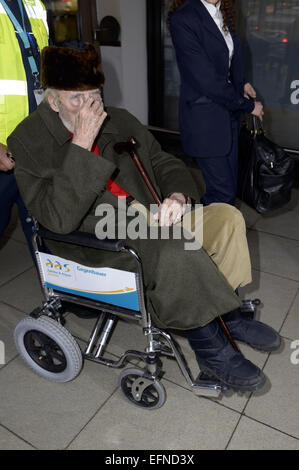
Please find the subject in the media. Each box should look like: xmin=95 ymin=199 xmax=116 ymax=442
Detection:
xmin=114 ymin=137 xmax=162 ymax=206
xmin=114 ymin=137 xmax=240 ymax=353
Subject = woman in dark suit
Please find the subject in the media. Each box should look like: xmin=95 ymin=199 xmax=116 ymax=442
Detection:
xmin=169 ymin=0 xmax=264 ymax=205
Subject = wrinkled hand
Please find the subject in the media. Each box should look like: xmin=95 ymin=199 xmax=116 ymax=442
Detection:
xmin=72 ymin=94 xmax=107 ymax=150
xmin=0 ymin=143 xmax=15 ymax=171
xmin=153 ymin=192 xmax=187 ymax=226
xmin=244 ymin=82 xmax=256 ymax=100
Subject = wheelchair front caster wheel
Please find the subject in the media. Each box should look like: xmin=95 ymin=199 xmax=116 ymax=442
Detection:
xmin=14 ymin=315 xmax=83 ymax=383
xmin=119 ymin=368 xmax=166 ymax=410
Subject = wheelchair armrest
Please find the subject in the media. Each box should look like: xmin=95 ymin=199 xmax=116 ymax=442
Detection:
xmin=36 ymin=225 xmax=125 ymax=252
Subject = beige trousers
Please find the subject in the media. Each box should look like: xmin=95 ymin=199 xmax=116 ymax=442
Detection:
xmin=130 ymin=201 xmax=252 ymax=291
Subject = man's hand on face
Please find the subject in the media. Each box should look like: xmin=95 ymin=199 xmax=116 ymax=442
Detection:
xmin=153 ymin=192 xmax=187 ymax=226
xmin=0 ymin=143 xmax=15 ymax=172
xmin=72 ymin=94 xmax=107 ymax=150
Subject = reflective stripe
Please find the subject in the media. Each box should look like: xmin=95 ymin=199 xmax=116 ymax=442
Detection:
xmin=0 ymin=80 xmax=27 ymax=95
xmin=23 ymin=0 xmax=48 ymax=33
xmin=23 ymin=0 xmax=37 ymax=6
xmin=0 ymin=1 xmax=48 ymax=32
xmin=0 ymin=1 xmax=42 ymax=16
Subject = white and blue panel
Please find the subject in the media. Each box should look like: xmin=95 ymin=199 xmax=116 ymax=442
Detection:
xmin=38 ymin=252 xmax=140 ymax=311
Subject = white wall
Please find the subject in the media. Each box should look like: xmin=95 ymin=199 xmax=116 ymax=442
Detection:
xmin=97 ymin=0 xmax=121 ymax=23
xmin=96 ymin=0 xmax=148 ymax=124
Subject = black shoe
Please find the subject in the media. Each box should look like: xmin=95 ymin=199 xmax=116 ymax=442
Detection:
xmin=223 ymin=308 xmax=281 ymax=352
xmin=188 ymin=319 xmax=266 ymax=393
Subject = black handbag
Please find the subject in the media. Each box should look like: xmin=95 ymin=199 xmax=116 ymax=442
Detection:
xmin=238 ymin=116 xmax=294 ymax=214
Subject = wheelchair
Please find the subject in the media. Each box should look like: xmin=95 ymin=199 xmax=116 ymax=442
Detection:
xmin=13 ymin=219 xmax=260 ymax=410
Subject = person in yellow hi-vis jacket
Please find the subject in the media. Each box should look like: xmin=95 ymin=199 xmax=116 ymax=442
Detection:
xmin=0 ymin=0 xmax=48 ymax=257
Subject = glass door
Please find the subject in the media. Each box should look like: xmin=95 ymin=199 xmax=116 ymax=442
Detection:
xmin=43 ymin=0 xmax=98 ymax=45
xmin=44 ymin=0 xmax=79 ymax=44
xmin=238 ymin=0 xmax=299 ymax=151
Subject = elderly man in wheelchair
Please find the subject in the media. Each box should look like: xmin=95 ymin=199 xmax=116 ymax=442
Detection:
xmin=7 ymin=42 xmax=281 ymax=409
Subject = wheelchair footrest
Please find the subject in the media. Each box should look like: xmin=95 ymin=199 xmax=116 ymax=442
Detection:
xmin=191 ymin=372 xmax=228 ymax=398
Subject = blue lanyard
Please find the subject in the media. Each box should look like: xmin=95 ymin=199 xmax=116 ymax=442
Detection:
xmin=0 ymin=0 xmax=39 ymax=75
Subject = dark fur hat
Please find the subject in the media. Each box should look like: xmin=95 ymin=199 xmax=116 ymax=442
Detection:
xmin=41 ymin=43 xmax=105 ymax=91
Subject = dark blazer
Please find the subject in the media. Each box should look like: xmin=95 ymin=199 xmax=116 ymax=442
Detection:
xmin=170 ymin=0 xmax=254 ymax=158
xmin=8 ymin=102 xmax=241 ymax=330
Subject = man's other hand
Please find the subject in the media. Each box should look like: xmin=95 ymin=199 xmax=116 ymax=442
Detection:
xmin=153 ymin=192 xmax=187 ymax=226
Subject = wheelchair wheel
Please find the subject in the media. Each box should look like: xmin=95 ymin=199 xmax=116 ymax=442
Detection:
xmin=14 ymin=315 xmax=83 ymax=383
xmin=119 ymin=368 xmax=166 ymax=410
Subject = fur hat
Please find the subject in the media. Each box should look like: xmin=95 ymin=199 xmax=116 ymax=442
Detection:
xmin=41 ymin=42 xmax=105 ymax=91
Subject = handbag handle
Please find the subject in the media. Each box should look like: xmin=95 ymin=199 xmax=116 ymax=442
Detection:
xmin=242 ymin=115 xmax=264 ymax=136
xmin=252 ymin=115 xmax=263 ymax=136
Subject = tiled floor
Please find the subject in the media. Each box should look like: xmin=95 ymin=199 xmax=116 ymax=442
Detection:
xmin=0 ymin=185 xmax=299 ymax=450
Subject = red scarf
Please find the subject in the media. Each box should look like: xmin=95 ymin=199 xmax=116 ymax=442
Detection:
xmin=91 ymin=140 xmax=131 ymax=199
xmin=71 ymin=134 xmax=131 ymax=199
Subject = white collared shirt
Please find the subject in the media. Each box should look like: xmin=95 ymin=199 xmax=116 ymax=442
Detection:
xmin=200 ymin=0 xmax=234 ymax=67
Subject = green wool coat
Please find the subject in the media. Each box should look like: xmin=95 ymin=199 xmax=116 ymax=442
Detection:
xmin=8 ymin=102 xmax=241 ymax=330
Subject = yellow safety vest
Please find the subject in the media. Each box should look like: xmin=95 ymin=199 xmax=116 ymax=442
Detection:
xmin=0 ymin=0 xmax=48 ymax=145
